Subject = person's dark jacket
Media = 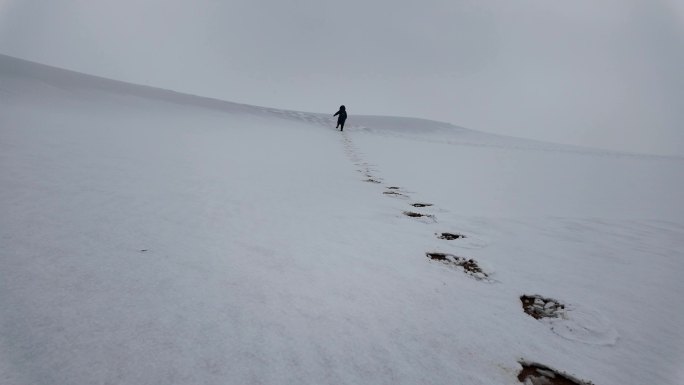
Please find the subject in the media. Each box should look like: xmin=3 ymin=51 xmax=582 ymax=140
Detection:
xmin=334 ymin=106 xmax=347 ymax=122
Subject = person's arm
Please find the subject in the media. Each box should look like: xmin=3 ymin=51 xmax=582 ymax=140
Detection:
xmin=333 ymin=111 xmax=339 ymax=116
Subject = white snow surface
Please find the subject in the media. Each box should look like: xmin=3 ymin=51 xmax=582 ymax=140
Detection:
xmin=1 ymin=54 xmax=683 ymax=385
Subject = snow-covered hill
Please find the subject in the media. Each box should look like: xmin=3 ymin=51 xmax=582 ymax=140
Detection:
xmin=1 ymin=54 xmax=683 ymax=385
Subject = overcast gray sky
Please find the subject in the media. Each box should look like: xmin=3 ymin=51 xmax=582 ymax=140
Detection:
xmin=1 ymin=0 xmax=683 ymax=155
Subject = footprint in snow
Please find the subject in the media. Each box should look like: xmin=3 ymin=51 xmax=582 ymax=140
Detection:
xmin=520 ymin=295 xmax=618 ymax=346
xmin=425 ymin=252 xmax=490 ymax=281
xmin=403 ymin=211 xmax=432 ymax=218
xmin=520 ymin=295 xmax=565 ymax=319
xmin=517 ymin=361 xmax=594 ymax=385
xmin=403 ymin=211 xmax=436 ymax=223
xmin=383 ymin=186 xmax=409 ymax=197
xmin=437 ymin=232 xmax=465 ymax=240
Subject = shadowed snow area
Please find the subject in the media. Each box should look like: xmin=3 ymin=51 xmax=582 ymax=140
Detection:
xmin=1 ymin=54 xmax=683 ymax=385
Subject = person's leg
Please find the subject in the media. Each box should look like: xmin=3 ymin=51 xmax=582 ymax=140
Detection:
xmin=340 ymin=120 xmax=345 ymax=131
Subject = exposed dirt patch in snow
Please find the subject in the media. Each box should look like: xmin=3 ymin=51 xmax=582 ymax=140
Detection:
xmin=425 ymin=252 xmax=488 ymax=280
xmin=437 ymin=232 xmax=465 ymax=240
xmin=518 ymin=362 xmax=594 ymax=385
xmin=411 ymin=203 xmax=433 ymax=207
xmin=521 ymin=295 xmax=565 ymax=319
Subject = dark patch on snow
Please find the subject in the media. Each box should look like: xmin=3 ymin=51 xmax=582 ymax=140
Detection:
xmin=364 ymin=178 xmax=381 ymax=183
xmin=425 ymin=252 xmax=488 ymax=280
xmin=384 ymin=191 xmax=408 ymax=197
xmin=403 ymin=211 xmax=433 ymax=219
xmin=139 ymin=249 xmax=149 ymax=252
xmin=387 ymin=186 xmax=400 ymax=190
xmin=437 ymin=232 xmax=465 ymax=240
xmin=411 ymin=203 xmax=433 ymax=208
xmin=518 ymin=362 xmax=594 ymax=385
xmin=520 ymin=295 xmax=565 ymax=320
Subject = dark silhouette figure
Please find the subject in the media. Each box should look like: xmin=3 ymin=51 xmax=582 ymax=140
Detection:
xmin=333 ymin=105 xmax=347 ymax=131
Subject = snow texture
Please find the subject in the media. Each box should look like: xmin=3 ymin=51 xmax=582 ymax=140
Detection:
xmin=1 ymin=54 xmax=684 ymax=385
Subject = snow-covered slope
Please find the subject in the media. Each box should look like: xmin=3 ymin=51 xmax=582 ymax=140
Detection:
xmin=1 ymin=54 xmax=683 ymax=385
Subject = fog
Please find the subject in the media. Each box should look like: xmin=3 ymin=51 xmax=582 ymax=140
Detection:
xmin=1 ymin=0 xmax=683 ymax=155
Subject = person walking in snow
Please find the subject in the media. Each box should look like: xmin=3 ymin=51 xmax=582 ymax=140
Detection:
xmin=333 ymin=105 xmax=347 ymax=131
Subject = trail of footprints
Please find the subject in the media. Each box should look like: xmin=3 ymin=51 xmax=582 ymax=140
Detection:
xmin=340 ymin=132 xmax=594 ymax=385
